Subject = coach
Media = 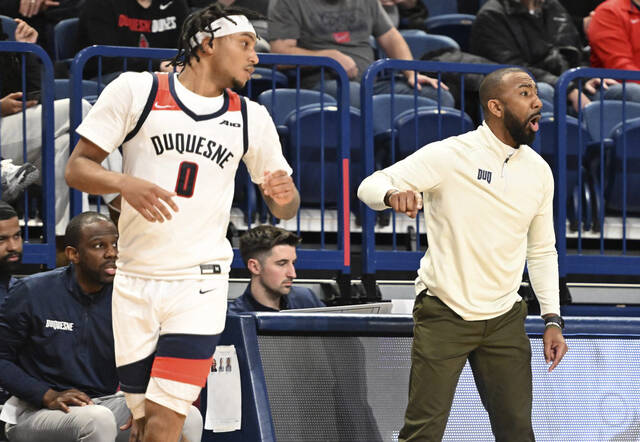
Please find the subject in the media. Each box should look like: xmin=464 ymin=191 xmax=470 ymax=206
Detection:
xmin=358 ymin=67 xmax=568 ymax=441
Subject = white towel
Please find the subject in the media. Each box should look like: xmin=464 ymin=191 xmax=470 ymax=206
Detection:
xmin=204 ymin=345 xmax=242 ymax=432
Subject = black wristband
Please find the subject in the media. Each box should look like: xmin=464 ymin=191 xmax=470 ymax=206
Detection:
xmin=544 ymin=315 xmax=565 ymax=330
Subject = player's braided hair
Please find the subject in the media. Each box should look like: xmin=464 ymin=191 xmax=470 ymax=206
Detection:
xmin=169 ymin=4 xmax=263 ymax=68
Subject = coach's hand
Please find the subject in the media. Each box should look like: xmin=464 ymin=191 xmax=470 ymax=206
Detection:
xmin=120 ymin=175 xmax=179 ymax=223
xmin=543 ymin=327 xmax=568 ymax=372
xmin=384 ymin=189 xmax=423 ymax=218
xmin=42 ymin=388 xmax=93 ymax=412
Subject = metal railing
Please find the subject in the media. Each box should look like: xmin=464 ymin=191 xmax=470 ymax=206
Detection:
xmin=0 ymin=41 xmax=56 ymax=268
xmin=555 ymin=67 xmax=640 ymax=277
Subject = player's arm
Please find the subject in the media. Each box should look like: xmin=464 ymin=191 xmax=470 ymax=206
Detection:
xmin=65 ymin=138 xmax=178 ymax=223
xmin=259 ymin=170 xmax=300 ymax=220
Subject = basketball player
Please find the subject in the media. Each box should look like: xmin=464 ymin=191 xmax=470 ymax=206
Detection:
xmin=358 ymin=67 xmax=568 ymax=441
xmin=65 ymin=5 xmax=300 ymax=441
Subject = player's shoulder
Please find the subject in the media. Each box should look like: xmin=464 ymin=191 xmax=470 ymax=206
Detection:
xmin=242 ymin=97 xmax=273 ymax=122
xmin=110 ymin=71 xmax=155 ymax=90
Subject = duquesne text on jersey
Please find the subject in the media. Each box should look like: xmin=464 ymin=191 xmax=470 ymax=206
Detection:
xmin=150 ymin=132 xmax=235 ymax=169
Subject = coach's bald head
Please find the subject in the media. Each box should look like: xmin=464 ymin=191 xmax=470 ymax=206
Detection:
xmin=479 ymin=67 xmax=543 ymax=147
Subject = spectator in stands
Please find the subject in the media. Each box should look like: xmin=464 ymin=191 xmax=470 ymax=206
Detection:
xmin=1 ymin=19 xmax=122 ymax=237
xmin=77 ymin=0 xmax=189 ymax=82
xmin=588 ymin=0 xmax=640 ymax=76
xmin=358 ymin=67 xmax=568 ymax=441
xmin=0 ymin=0 xmax=85 ymax=55
xmin=0 ymin=203 xmax=21 ymax=302
xmin=559 ymin=0 xmax=605 ymax=45
xmin=0 ymin=211 xmax=203 ymax=442
xmin=268 ymin=0 xmax=455 ymax=108
xmin=228 ymin=225 xmax=325 ymax=314
xmin=380 ymin=0 xmax=428 ymax=31
xmin=0 ymin=202 xmax=21 ymax=420
xmin=470 ymin=0 xmax=637 ymax=113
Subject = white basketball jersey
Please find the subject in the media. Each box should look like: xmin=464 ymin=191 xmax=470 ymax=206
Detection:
xmin=117 ymin=72 xmax=249 ymax=278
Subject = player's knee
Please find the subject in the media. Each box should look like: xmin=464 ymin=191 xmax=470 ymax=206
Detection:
xmin=181 ymin=405 xmax=203 ymax=442
xmin=74 ymin=405 xmax=118 ymax=441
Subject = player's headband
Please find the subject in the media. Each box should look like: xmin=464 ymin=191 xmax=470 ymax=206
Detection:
xmin=190 ymin=15 xmax=256 ymax=48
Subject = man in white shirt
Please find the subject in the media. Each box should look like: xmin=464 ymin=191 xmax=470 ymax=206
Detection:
xmin=64 ymin=4 xmax=300 ymax=440
xmin=358 ymin=67 xmax=568 ymax=442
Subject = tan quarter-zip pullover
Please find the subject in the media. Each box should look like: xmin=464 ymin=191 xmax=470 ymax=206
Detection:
xmin=358 ymin=122 xmax=560 ymax=320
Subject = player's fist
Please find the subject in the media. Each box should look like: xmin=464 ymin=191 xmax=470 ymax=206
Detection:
xmin=261 ymin=170 xmax=295 ymax=205
xmin=385 ymin=189 xmax=423 ymax=218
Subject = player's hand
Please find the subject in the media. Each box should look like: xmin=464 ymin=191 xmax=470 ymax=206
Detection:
xmin=260 ymin=170 xmax=295 ymax=206
xmin=1 ymin=91 xmax=38 ymax=116
xmin=42 ymin=388 xmax=93 ymax=413
xmin=385 ymin=189 xmax=422 ymax=218
xmin=14 ymin=18 xmax=38 ymax=43
xmin=120 ymin=175 xmax=179 ymax=223
xmin=543 ymin=326 xmax=568 ymax=372
xmin=404 ymin=72 xmax=449 ymax=92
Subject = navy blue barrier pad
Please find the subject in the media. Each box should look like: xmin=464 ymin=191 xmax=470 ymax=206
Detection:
xmin=562 ymin=304 xmax=640 ymax=317
xmin=203 ymin=314 xmax=640 ymax=441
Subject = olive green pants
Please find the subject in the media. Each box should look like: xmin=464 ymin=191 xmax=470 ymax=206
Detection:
xmin=399 ymin=293 xmax=534 ymax=442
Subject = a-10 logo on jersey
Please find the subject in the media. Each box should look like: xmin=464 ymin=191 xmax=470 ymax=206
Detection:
xmin=150 ymin=132 xmax=235 ymax=169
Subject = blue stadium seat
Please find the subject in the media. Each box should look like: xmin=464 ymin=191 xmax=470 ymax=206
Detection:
xmin=532 ymin=114 xmax=594 ymax=231
xmin=54 ymin=78 xmax=102 ymax=101
xmin=285 ymin=105 xmax=362 ymax=208
xmin=258 ymin=88 xmax=336 ymax=134
xmin=425 ymin=13 xmax=475 ymax=52
xmin=422 ymin=0 xmax=458 ymax=17
xmin=581 ymin=100 xmax=640 ymax=224
xmin=53 ymin=17 xmax=78 ymax=62
xmin=394 ymin=107 xmax=473 ymax=159
xmin=399 ymin=30 xmax=460 ymax=59
xmin=603 ymin=117 xmax=640 ymax=214
xmin=241 ymin=67 xmax=288 ymax=100
xmin=539 ymin=97 xmax=553 ymax=114
xmin=0 ymin=15 xmax=16 ymax=41
xmin=583 ymin=100 xmax=640 ymax=142
xmin=372 ymin=93 xmax=438 ymax=137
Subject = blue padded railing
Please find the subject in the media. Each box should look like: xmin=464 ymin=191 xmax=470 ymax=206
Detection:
xmin=359 ymin=60 xmax=505 ymax=274
xmin=555 ymin=67 xmax=640 ymax=277
xmin=69 ymin=47 xmax=351 ymax=273
xmin=0 ymin=42 xmax=56 ymax=268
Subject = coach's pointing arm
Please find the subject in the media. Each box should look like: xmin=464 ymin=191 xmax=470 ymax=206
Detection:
xmin=65 ymin=138 xmax=179 ymax=223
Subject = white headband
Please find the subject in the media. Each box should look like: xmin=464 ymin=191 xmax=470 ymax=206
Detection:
xmin=190 ymin=15 xmax=256 ymax=48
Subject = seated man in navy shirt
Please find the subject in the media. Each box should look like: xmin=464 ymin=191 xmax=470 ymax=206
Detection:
xmin=0 ymin=212 xmax=202 ymax=442
xmin=229 ymin=225 xmax=325 ymax=313
xmin=0 ymin=202 xmax=21 ymax=302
